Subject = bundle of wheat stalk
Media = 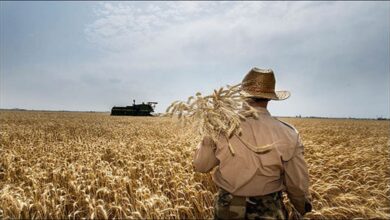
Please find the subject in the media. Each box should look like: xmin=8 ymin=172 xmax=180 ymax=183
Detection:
xmin=165 ymin=84 xmax=259 ymax=155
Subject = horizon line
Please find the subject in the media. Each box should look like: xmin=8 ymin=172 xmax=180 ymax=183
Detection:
xmin=1 ymin=108 xmax=388 ymax=120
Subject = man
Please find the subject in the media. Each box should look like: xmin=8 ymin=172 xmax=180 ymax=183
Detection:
xmin=193 ymin=68 xmax=312 ymax=219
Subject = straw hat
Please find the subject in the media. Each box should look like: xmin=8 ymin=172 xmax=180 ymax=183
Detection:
xmin=241 ymin=67 xmax=290 ymax=100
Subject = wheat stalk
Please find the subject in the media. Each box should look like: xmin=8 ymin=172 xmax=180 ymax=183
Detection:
xmin=165 ymin=83 xmax=259 ymax=153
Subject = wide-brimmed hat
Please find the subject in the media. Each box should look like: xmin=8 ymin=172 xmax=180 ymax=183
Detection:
xmin=241 ymin=67 xmax=290 ymax=100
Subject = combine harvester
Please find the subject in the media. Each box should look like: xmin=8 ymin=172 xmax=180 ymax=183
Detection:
xmin=111 ymin=100 xmax=157 ymax=116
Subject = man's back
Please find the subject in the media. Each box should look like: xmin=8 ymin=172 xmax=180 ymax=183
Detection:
xmin=212 ymin=107 xmax=301 ymax=196
xmin=193 ymin=106 xmax=311 ymax=216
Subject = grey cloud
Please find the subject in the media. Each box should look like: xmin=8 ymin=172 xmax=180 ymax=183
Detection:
xmin=1 ymin=1 xmax=388 ymax=118
xmin=81 ymin=2 xmax=390 ymax=117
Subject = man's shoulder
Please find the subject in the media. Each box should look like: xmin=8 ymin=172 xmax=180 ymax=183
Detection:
xmin=273 ymin=119 xmax=302 ymax=161
xmin=274 ymin=118 xmax=299 ymax=134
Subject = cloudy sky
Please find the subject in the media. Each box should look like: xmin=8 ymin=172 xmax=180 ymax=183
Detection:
xmin=1 ymin=1 xmax=389 ymax=118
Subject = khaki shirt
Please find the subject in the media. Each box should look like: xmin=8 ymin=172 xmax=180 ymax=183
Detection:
xmin=193 ymin=107 xmax=311 ymax=214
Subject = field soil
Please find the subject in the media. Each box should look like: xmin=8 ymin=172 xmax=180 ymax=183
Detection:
xmin=0 ymin=111 xmax=389 ymax=219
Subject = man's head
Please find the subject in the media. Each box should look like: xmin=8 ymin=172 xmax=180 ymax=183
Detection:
xmin=241 ymin=68 xmax=290 ymax=107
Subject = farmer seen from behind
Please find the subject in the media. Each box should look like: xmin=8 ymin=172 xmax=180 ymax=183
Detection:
xmin=193 ymin=67 xmax=312 ymax=219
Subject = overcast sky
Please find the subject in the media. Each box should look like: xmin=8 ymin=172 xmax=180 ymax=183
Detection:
xmin=1 ymin=1 xmax=389 ymax=118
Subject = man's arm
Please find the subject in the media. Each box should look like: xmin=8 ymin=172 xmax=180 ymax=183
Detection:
xmin=283 ymin=139 xmax=312 ymax=216
xmin=193 ymin=136 xmax=219 ymax=173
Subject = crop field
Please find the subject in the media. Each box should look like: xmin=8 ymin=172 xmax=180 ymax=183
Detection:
xmin=0 ymin=111 xmax=389 ymax=219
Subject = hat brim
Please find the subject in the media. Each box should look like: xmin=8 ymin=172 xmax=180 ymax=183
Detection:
xmin=241 ymin=90 xmax=290 ymax=101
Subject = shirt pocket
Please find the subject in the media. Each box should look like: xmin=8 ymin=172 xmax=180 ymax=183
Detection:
xmin=257 ymin=149 xmax=283 ymax=177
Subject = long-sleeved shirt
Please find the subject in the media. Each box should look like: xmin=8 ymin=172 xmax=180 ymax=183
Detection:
xmin=193 ymin=106 xmax=312 ymax=215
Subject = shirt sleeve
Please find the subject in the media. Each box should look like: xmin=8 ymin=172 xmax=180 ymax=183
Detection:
xmin=283 ymin=137 xmax=312 ymax=215
xmin=193 ymin=136 xmax=219 ymax=173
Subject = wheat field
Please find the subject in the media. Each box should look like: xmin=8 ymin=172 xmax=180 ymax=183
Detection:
xmin=0 ymin=111 xmax=389 ymax=219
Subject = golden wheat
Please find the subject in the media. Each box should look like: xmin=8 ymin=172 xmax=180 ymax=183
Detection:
xmin=165 ymin=84 xmax=258 ymax=154
xmin=0 ymin=111 xmax=389 ymax=219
